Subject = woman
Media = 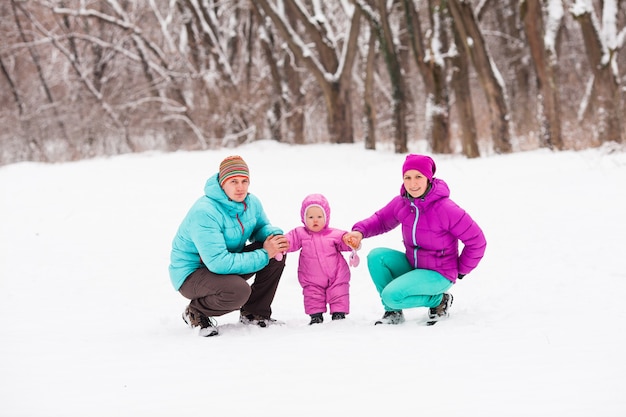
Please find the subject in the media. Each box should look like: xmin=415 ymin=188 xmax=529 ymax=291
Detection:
xmin=169 ymin=155 xmax=289 ymax=336
xmin=343 ymin=154 xmax=486 ymax=325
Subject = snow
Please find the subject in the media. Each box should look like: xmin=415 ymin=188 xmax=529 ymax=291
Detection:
xmin=545 ymin=0 xmax=564 ymax=55
xmin=1 ymin=141 xmax=626 ymax=416
xmin=570 ymin=0 xmax=593 ymax=17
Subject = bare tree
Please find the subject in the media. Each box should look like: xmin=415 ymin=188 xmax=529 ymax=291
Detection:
xmin=571 ymin=0 xmax=623 ymax=144
xmin=449 ymin=18 xmax=480 ymax=158
xmin=402 ymin=0 xmax=452 ymax=154
xmin=1 ymin=0 xmax=625 ymax=165
xmin=363 ymin=24 xmax=378 ymax=150
xmin=521 ymin=0 xmax=564 ymax=150
xmin=353 ymin=0 xmax=408 ymax=153
xmin=0 ymin=56 xmax=23 ymax=115
xmin=251 ymin=2 xmax=306 ymax=144
xmin=488 ymin=0 xmax=534 ymax=138
xmin=11 ymin=0 xmax=71 ymax=160
xmin=254 ymin=0 xmax=362 ymax=144
xmin=254 ymin=6 xmax=285 ymax=142
xmin=448 ymin=0 xmax=513 ymax=154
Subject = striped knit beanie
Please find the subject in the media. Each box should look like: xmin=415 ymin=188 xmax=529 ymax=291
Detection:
xmin=218 ymin=155 xmax=249 ymax=186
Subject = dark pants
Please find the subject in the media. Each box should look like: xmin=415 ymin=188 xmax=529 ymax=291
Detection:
xmin=179 ymin=242 xmax=286 ymax=318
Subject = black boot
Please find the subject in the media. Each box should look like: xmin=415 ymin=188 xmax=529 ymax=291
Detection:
xmin=331 ymin=312 xmax=346 ymax=320
xmin=309 ymin=313 xmax=324 ymax=325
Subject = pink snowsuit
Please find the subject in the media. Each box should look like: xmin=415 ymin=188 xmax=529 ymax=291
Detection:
xmin=284 ymin=194 xmax=352 ymax=315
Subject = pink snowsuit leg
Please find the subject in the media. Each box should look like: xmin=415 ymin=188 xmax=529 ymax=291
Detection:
xmin=302 ymin=283 xmax=330 ymax=315
xmin=327 ymin=277 xmax=350 ymax=314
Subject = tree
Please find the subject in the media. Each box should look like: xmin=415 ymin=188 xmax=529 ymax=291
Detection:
xmin=521 ymin=0 xmax=564 ymax=150
xmin=571 ymin=0 xmax=623 ymax=144
xmin=448 ymin=0 xmax=513 ymax=154
xmin=254 ymin=0 xmax=362 ymax=144
xmin=10 ymin=0 xmax=71 ymax=161
xmin=251 ymin=2 xmax=306 ymax=144
xmin=1 ymin=0 xmax=624 ymax=165
xmin=362 ymin=24 xmax=378 ymax=150
xmin=449 ymin=16 xmax=480 ymax=158
xmin=353 ymin=0 xmax=408 ymax=153
xmin=402 ymin=0 xmax=453 ymax=154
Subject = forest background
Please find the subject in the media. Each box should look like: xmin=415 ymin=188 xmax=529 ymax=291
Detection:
xmin=1 ymin=0 xmax=625 ymax=165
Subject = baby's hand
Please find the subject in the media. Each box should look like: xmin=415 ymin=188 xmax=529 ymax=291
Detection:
xmin=343 ymin=231 xmax=362 ymax=250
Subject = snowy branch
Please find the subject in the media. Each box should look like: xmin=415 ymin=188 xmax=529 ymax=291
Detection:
xmin=544 ymin=0 xmax=564 ymax=56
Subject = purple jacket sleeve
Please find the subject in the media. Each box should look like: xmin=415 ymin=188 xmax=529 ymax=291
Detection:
xmin=352 ymin=197 xmax=402 ymax=238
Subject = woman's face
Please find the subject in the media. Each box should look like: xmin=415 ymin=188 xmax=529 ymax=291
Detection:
xmin=304 ymin=206 xmax=326 ymax=232
xmin=403 ymin=169 xmax=429 ymax=198
xmin=222 ymin=176 xmax=249 ymax=202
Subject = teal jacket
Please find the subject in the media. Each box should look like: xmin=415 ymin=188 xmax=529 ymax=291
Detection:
xmin=169 ymin=173 xmax=283 ymax=290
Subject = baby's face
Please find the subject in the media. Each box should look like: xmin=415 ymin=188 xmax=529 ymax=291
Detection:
xmin=305 ymin=206 xmax=326 ymax=232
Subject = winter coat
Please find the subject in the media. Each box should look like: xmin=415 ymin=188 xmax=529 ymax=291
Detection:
xmin=352 ymin=178 xmax=486 ymax=283
xmin=284 ymin=194 xmax=352 ymax=314
xmin=169 ymin=173 xmax=283 ymax=290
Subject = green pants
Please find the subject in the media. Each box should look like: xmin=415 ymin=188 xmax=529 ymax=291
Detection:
xmin=367 ymin=248 xmax=453 ymax=311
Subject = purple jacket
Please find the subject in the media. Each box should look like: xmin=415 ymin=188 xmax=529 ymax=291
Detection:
xmin=352 ymin=178 xmax=486 ymax=283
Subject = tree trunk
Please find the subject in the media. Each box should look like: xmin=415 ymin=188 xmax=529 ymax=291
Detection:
xmin=252 ymin=3 xmax=283 ymax=142
xmin=521 ymin=0 xmax=564 ymax=150
xmin=254 ymin=0 xmax=360 ymax=144
xmin=355 ymin=0 xmax=407 ymax=153
xmin=402 ymin=0 xmax=451 ymax=154
xmin=363 ymin=26 xmax=378 ymax=150
xmin=448 ymin=0 xmax=512 ymax=154
xmin=573 ymin=8 xmax=623 ymax=144
xmin=284 ymin=53 xmax=306 ymax=145
xmin=260 ymin=29 xmax=283 ymax=142
xmin=12 ymin=0 xmax=70 ymax=160
xmin=0 ymin=56 xmax=24 ymax=116
xmin=376 ymin=0 xmax=408 ymax=153
xmin=426 ymin=0 xmax=451 ymax=154
xmin=283 ymin=4 xmax=306 ymax=145
xmin=494 ymin=0 xmax=533 ymax=137
xmin=450 ymin=24 xmax=480 ymax=158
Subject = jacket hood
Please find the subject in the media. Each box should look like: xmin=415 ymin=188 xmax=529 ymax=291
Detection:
xmin=204 ymin=173 xmax=248 ymax=216
xmin=300 ymin=193 xmax=331 ymax=229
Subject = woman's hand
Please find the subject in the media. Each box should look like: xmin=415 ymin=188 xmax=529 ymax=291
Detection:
xmin=343 ymin=231 xmax=363 ymax=250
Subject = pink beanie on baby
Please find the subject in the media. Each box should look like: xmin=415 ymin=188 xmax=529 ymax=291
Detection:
xmin=402 ymin=154 xmax=436 ymax=181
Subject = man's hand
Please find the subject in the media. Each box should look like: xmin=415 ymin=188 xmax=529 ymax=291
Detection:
xmin=264 ymin=234 xmax=288 ymax=259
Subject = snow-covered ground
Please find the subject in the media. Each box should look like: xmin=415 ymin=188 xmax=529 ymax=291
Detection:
xmin=1 ymin=141 xmax=625 ymax=416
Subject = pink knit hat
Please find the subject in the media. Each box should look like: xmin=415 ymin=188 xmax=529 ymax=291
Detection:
xmin=402 ymin=154 xmax=436 ymax=181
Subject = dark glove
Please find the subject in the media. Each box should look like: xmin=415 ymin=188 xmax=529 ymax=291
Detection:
xmin=457 ymin=273 xmax=466 ymax=280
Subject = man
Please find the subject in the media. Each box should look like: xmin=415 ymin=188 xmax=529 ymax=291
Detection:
xmin=169 ymin=155 xmax=288 ymax=336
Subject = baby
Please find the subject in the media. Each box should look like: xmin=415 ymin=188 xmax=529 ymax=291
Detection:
xmin=283 ymin=194 xmax=357 ymax=325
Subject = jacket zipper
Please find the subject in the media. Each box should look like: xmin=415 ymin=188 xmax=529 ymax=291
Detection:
xmin=236 ymin=201 xmax=247 ymax=238
xmin=411 ymin=200 xmax=419 ymax=268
